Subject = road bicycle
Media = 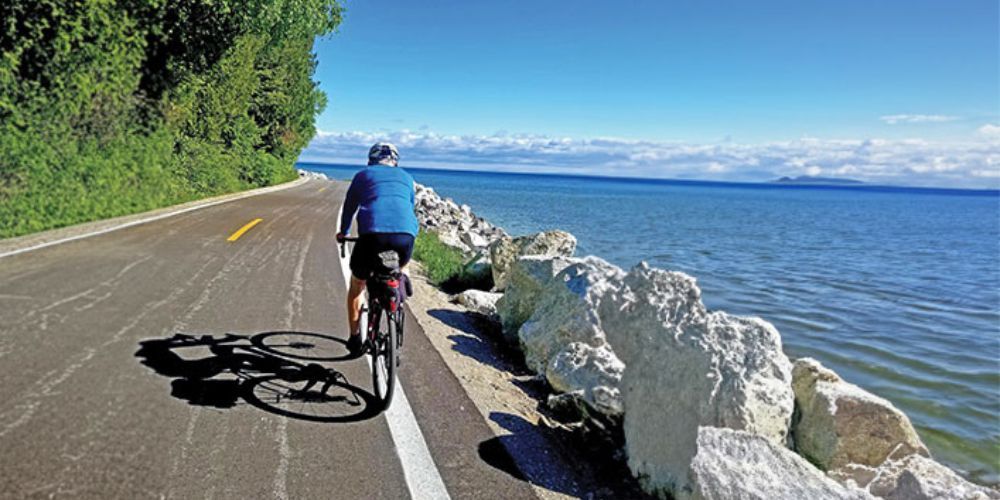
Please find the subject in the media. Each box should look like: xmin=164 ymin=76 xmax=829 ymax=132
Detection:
xmin=340 ymin=237 xmax=405 ymax=411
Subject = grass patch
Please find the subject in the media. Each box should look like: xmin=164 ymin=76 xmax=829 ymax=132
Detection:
xmin=413 ymin=230 xmax=493 ymax=293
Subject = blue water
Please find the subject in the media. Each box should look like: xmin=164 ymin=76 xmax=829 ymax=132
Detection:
xmin=302 ymin=162 xmax=1000 ymax=483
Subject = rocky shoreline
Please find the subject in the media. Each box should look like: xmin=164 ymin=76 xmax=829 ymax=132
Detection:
xmin=414 ymin=182 xmax=997 ymax=500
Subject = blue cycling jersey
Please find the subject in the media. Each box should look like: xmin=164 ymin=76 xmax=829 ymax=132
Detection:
xmin=339 ymin=166 xmax=419 ymax=237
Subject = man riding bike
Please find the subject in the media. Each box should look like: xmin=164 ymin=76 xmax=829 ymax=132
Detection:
xmin=336 ymin=143 xmax=418 ymax=356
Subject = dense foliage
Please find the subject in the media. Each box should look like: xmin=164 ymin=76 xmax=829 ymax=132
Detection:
xmin=0 ymin=0 xmax=341 ymax=238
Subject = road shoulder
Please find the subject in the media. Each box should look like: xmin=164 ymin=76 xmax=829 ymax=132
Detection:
xmin=406 ymin=263 xmax=613 ymax=500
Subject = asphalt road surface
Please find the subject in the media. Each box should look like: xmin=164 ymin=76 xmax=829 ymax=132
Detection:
xmin=0 ymin=179 xmax=538 ymax=499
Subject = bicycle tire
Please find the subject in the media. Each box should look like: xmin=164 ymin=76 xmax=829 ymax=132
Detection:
xmin=369 ymin=306 xmax=397 ymax=411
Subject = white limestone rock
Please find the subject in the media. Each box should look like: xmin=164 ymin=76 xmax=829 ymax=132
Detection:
xmin=499 ymin=256 xmax=628 ymax=416
xmin=792 ymin=358 xmax=929 ymax=471
xmin=830 ymin=463 xmax=881 ymax=490
xmin=495 ymin=255 xmax=575 ymax=343
xmin=686 ymin=427 xmax=873 ymax=500
xmin=518 ymin=256 xmax=625 ymax=373
xmin=413 ymin=183 xmax=507 ymax=255
xmin=460 ymin=231 xmax=490 ymax=251
xmin=598 ymin=262 xmax=795 ymax=496
xmin=451 ymin=289 xmax=503 ymax=318
xmin=546 ymin=342 xmax=625 ymax=416
xmin=863 ymin=455 xmax=999 ymax=500
xmin=297 ymin=169 xmax=328 ymax=180
xmin=436 ymin=230 xmax=471 ymax=253
xmin=489 ymin=231 xmax=577 ymax=291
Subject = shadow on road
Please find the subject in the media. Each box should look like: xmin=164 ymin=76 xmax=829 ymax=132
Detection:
xmin=135 ymin=332 xmax=380 ymax=423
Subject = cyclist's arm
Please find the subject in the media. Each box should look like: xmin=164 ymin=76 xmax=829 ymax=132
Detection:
xmin=339 ymin=174 xmax=363 ymax=236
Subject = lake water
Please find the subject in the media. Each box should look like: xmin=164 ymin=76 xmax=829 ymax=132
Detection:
xmin=301 ymin=162 xmax=1000 ymax=484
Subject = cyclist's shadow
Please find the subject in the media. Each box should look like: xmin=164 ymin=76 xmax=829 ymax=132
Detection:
xmin=135 ymin=332 xmax=381 ymax=423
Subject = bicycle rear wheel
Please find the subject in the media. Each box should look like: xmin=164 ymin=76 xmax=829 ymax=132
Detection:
xmin=370 ymin=306 xmax=397 ymax=411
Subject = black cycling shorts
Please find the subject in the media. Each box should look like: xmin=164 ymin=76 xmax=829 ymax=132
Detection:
xmin=349 ymin=232 xmax=415 ymax=281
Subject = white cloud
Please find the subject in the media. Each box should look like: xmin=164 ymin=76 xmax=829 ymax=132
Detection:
xmin=879 ymin=114 xmax=959 ymax=125
xmin=970 ymin=169 xmax=1000 ymax=178
xmin=977 ymin=123 xmax=1000 ymax=139
xmin=302 ymin=129 xmax=1000 ymax=188
xmin=706 ymin=162 xmax=727 ymax=173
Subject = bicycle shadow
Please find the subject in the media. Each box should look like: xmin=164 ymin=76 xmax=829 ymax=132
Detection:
xmin=135 ymin=332 xmax=381 ymax=423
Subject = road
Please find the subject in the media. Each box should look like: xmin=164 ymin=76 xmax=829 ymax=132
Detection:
xmin=0 ymin=179 xmax=537 ymax=499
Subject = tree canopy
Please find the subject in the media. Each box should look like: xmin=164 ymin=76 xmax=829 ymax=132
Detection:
xmin=0 ymin=0 xmax=342 ymax=237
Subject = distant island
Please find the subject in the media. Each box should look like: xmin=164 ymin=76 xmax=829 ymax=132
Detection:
xmin=772 ymin=175 xmax=865 ymax=186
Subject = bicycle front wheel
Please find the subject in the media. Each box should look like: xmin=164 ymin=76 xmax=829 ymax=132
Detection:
xmin=370 ymin=306 xmax=397 ymax=411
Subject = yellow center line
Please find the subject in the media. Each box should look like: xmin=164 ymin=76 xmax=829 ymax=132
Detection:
xmin=227 ymin=218 xmax=263 ymax=242
xmin=317 ymin=186 xmax=327 ymax=193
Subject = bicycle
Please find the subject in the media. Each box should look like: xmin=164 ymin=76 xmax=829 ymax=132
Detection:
xmin=340 ymin=236 xmax=406 ymax=411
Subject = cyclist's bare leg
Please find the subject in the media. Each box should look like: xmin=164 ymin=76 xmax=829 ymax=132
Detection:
xmin=347 ymin=276 xmax=366 ymax=336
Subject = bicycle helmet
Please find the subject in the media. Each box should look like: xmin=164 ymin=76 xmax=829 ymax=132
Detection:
xmin=367 ymin=142 xmax=399 ymax=166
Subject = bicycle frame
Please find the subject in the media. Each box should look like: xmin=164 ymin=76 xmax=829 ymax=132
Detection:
xmin=341 ymin=236 xmax=404 ymax=410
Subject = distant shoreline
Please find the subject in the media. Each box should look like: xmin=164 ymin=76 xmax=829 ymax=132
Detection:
xmin=772 ymin=175 xmax=865 ymax=186
xmin=297 ymin=161 xmax=1000 ymax=197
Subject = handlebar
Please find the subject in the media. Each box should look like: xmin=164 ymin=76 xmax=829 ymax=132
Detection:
xmin=339 ymin=236 xmax=358 ymax=258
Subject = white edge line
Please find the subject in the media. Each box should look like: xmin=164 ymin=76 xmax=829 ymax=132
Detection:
xmin=0 ymin=178 xmax=309 ymax=260
xmin=336 ymin=204 xmax=451 ymax=500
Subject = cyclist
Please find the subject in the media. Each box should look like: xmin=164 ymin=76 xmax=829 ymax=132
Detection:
xmin=336 ymin=143 xmax=418 ymax=356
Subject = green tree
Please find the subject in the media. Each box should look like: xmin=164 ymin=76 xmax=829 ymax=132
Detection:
xmin=0 ymin=0 xmax=342 ymax=238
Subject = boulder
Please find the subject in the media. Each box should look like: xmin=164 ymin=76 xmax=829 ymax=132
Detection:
xmin=496 ymin=256 xmax=627 ymax=416
xmin=830 ymin=464 xmax=880 ymax=490
xmin=863 ymin=455 xmax=999 ymax=500
xmin=436 ymin=230 xmax=471 ymax=253
xmin=451 ymin=289 xmax=503 ymax=318
xmin=686 ymin=427 xmax=872 ymax=500
xmin=489 ymin=231 xmax=577 ymax=290
xmin=598 ymin=262 xmax=795 ymax=495
xmin=460 ymin=231 xmax=490 ymax=251
xmin=791 ymin=358 xmax=929 ymax=471
xmin=518 ymin=256 xmax=625 ymax=373
xmin=495 ymin=256 xmax=575 ymax=343
xmin=297 ymin=169 xmax=328 ymax=180
xmin=546 ymin=342 xmax=624 ymax=417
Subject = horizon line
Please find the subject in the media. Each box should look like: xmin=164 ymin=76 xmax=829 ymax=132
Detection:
xmin=295 ymin=160 xmax=1000 ymax=196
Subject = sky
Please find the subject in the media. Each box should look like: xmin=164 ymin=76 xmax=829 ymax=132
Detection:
xmin=302 ymin=0 xmax=1000 ymax=188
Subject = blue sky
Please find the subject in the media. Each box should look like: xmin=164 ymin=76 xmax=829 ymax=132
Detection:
xmin=303 ymin=0 xmax=1000 ymax=187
